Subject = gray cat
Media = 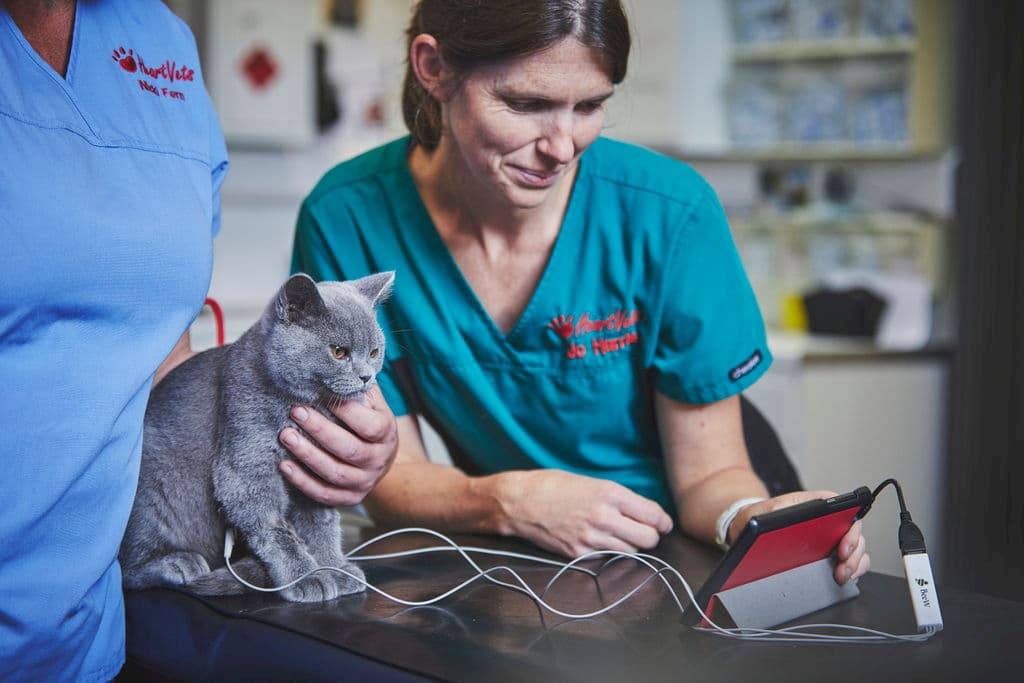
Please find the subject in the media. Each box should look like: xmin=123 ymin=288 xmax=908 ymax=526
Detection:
xmin=119 ymin=272 xmax=393 ymax=602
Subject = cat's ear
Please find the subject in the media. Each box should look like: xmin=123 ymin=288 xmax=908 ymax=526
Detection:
xmin=350 ymin=271 xmax=395 ymax=307
xmin=276 ymin=274 xmax=326 ymax=324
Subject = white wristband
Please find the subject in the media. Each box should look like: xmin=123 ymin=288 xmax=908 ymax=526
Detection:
xmin=714 ymin=497 xmax=767 ymax=550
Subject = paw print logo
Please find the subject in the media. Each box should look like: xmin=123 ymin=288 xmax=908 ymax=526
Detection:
xmin=112 ymin=46 xmax=137 ymax=73
xmin=547 ymin=314 xmax=574 ymax=340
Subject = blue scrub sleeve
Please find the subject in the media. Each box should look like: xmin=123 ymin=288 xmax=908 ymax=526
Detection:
xmin=651 ymin=184 xmax=772 ymax=404
xmin=291 ymin=202 xmax=410 ymax=416
xmin=208 ymin=106 xmax=228 ymax=238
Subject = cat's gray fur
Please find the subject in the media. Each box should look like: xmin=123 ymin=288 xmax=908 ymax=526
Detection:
xmin=119 ymin=272 xmax=394 ymax=602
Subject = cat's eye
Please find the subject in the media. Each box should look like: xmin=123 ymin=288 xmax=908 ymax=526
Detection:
xmin=369 ymin=348 xmax=380 ymax=359
xmin=329 ymin=345 xmax=350 ymax=360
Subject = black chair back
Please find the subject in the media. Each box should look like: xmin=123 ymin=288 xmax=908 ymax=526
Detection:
xmin=740 ymin=394 xmax=802 ymax=496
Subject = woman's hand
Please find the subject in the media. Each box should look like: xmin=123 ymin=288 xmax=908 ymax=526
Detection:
xmin=727 ymin=490 xmax=871 ymax=585
xmin=277 ymin=386 xmax=399 ymax=507
xmin=498 ymin=469 xmax=674 ymax=558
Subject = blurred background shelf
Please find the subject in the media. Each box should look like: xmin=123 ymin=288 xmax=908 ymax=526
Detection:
xmin=662 ymin=143 xmax=935 ymax=162
xmin=612 ymin=0 xmax=951 ymax=159
xmin=732 ymin=36 xmax=917 ymax=62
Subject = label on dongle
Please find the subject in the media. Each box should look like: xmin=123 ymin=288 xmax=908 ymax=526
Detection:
xmin=903 ymin=552 xmax=943 ymax=632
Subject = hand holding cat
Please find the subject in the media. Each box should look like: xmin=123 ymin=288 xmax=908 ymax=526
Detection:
xmin=498 ymin=469 xmax=674 ymax=558
xmin=278 ymin=385 xmax=399 ymax=507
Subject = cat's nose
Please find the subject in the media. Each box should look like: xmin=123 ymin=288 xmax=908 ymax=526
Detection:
xmin=359 ymin=374 xmax=371 ymax=384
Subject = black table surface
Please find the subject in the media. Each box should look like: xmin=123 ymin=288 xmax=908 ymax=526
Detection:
xmin=125 ymin=525 xmax=1024 ymax=683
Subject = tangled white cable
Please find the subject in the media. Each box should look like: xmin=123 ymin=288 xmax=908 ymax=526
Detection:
xmin=223 ymin=527 xmax=938 ymax=643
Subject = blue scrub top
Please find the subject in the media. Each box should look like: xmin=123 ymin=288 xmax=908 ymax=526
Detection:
xmin=0 ymin=2 xmax=226 ymax=681
xmin=292 ymin=137 xmax=771 ymax=513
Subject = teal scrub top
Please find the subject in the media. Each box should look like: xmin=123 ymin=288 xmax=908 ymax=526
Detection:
xmin=291 ymin=136 xmax=771 ymax=511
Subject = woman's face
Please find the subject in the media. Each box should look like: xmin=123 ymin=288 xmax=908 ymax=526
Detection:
xmin=441 ymin=37 xmax=615 ymax=211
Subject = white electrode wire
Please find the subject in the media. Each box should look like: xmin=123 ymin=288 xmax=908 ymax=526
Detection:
xmin=539 ymin=549 xmax=688 ymax=614
xmin=350 ymin=544 xmax=600 ymax=578
xmin=228 ymin=557 xmax=530 ymax=607
xmin=227 ymin=547 xmax=677 ymax=619
xmin=223 ymin=527 xmax=936 ymax=643
xmin=225 ymin=526 xmax=633 ymax=615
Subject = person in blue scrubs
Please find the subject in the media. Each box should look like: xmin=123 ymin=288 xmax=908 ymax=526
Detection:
xmin=0 ymin=2 xmax=397 ymax=680
xmin=291 ymin=0 xmax=871 ymax=580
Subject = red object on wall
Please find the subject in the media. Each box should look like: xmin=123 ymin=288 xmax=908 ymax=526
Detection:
xmin=204 ymin=297 xmax=225 ymax=347
xmin=240 ymin=47 xmax=278 ymax=90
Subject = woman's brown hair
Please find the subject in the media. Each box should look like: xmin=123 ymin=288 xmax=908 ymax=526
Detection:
xmin=402 ymin=0 xmax=631 ymax=149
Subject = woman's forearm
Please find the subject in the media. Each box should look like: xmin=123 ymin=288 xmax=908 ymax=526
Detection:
xmin=362 ymin=461 xmax=520 ymax=535
xmin=672 ymin=466 xmax=768 ymax=544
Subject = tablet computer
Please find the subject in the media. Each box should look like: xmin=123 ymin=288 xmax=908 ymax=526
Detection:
xmin=684 ymin=486 xmax=873 ymax=626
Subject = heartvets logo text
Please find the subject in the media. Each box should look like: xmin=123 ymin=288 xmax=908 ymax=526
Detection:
xmin=547 ymin=309 xmax=641 ymax=360
xmin=112 ymin=46 xmax=194 ymax=101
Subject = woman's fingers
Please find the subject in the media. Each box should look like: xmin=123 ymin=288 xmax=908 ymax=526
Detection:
xmin=835 ymin=534 xmax=867 ymax=584
xmin=598 ymin=509 xmax=663 ymax=551
xmin=765 ymin=490 xmax=837 ymax=512
xmin=570 ymin=531 xmax=638 ymax=557
xmin=277 ymin=451 xmax=366 ymax=508
xmin=279 ymin=427 xmax=375 ymax=498
xmin=853 ymin=551 xmax=871 ymax=580
xmin=289 ymin=406 xmax=366 ymax=465
xmin=331 ymin=386 xmax=396 ymax=444
xmin=838 ymin=520 xmax=863 ymax=561
xmin=616 ymin=489 xmax=674 ymax=534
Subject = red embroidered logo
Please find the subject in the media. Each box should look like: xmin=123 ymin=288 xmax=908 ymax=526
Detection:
xmin=111 ymin=45 xmax=194 ymax=102
xmin=112 ymin=47 xmax=137 ymax=73
xmin=547 ymin=308 xmax=642 ymax=360
xmin=547 ymin=314 xmax=575 ymax=340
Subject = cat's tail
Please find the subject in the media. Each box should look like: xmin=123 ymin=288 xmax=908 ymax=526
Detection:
xmin=185 ymin=557 xmax=270 ymax=596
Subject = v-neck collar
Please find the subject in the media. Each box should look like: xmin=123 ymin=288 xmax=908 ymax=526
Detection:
xmin=393 ymin=138 xmax=589 ymax=352
xmin=2 ymin=1 xmax=95 ymax=134
xmin=3 ymin=0 xmax=82 ymax=84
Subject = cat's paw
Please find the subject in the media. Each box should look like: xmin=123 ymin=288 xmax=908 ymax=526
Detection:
xmin=280 ymin=574 xmax=334 ymax=602
xmin=161 ymin=552 xmax=211 ymax=586
xmin=333 ymin=562 xmax=366 ymax=596
xmin=280 ymin=564 xmax=365 ymax=602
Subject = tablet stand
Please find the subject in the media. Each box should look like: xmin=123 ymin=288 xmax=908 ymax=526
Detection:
xmin=707 ymin=557 xmax=860 ymax=630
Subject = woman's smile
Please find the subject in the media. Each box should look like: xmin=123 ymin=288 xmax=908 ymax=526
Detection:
xmin=506 ymin=163 xmax=563 ymax=189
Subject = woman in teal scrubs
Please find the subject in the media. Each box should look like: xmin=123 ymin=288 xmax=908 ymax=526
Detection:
xmin=289 ymin=0 xmax=869 ymax=583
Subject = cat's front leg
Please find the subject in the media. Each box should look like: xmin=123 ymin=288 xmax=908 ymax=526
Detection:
xmin=289 ymin=503 xmax=366 ymax=596
xmin=215 ymin=463 xmax=338 ymax=603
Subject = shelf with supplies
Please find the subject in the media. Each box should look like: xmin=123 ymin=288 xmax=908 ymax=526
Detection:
xmin=605 ymin=1 xmax=952 ymax=164
xmin=732 ymin=36 xmax=917 ymax=62
xmin=738 ymin=210 xmax=945 ymax=235
xmin=723 ymin=0 xmax=951 ymax=161
xmin=668 ymin=143 xmax=938 ymax=163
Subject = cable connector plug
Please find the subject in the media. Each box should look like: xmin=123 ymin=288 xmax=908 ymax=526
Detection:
xmin=898 ymin=512 xmax=927 ymax=555
xmin=224 ymin=528 xmax=236 ymax=561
